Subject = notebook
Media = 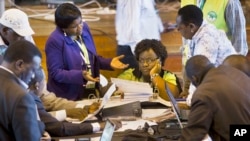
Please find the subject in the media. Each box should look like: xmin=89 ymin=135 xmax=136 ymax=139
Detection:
xmin=99 ymin=119 xmax=116 ymax=141
xmin=165 ymin=83 xmax=188 ymax=129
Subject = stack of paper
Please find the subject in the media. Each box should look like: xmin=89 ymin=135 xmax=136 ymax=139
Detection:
xmin=111 ymin=78 xmax=152 ymax=94
xmin=111 ymin=78 xmax=153 ymax=101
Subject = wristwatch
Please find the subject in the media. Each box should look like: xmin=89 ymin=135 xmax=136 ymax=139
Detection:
xmin=150 ymin=73 xmax=159 ymax=81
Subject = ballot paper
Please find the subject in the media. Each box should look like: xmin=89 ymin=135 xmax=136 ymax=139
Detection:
xmin=72 ymin=83 xmax=116 ymax=123
xmin=111 ymin=78 xmax=153 ymax=94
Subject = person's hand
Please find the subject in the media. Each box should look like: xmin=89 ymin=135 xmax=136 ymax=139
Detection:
xmin=113 ymin=89 xmax=124 ymax=96
xmin=179 ymin=91 xmax=189 ymax=99
xmin=113 ymin=89 xmax=124 ymax=99
xmin=40 ymin=131 xmax=51 ymax=141
xmin=110 ymin=55 xmax=129 ymax=70
xmin=88 ymin=102 xmax=100 ymax=114
xmin=82 ymin=70 xmax=100 ymax=82
xmin=177 ymin=102 xmax=190 ymax=110
xmin=150 ymin=59 xmax=161 ymax=76
xmin=110 ymin=119 xmax=122 ymax=130
xmin=65 ymin=108 xmax=88 ymax=121
xmin=99 ymin=120 xmax=122 ymax=131
xmin=99 ymin=121 xmax=106 ymax=130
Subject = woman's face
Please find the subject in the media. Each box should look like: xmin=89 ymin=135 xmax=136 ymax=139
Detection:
xmin=63 ymin=17 xmax=83 ymax=36
xmin=138 ymin=48 xmax=158 ymax=76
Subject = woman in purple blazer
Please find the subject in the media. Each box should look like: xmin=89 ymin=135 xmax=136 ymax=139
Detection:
xmin=45 ymin=3 xmax=128 ymax=100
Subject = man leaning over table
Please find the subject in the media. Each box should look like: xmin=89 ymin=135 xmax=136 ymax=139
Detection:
xmin=28 ymin=66 xmax=122 ymax=137
xmin=0 ymin=40 xmax=45 ymax=141
xmin=29 ymin=66 xmax=100 ymax=121
xmin=180 ymin=55 xmax=250 ymax=141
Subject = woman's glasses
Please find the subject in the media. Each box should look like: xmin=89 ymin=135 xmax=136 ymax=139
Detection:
xmin=138 ymin=58 xmax=158 ymax=64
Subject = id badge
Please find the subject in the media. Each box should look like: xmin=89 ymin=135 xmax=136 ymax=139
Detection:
xmin=86 ymin=81 xmax=96 ymax=89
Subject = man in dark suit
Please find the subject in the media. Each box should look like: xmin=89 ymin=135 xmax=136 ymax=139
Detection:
xmin=29 ymin=67 xmax=122 ymax=137
xmin=0 ymin=40 xmax=45 ymax=141
xmin=180 ymin=55 xmax=250 ymax=141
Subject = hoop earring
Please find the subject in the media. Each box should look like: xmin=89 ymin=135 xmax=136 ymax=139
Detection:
xmin=63 ymin=30 xmax=67 ymax=36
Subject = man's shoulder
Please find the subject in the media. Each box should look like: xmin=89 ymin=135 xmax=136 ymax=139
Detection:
xmin=0 ymin=70 xmax=28 ymax=96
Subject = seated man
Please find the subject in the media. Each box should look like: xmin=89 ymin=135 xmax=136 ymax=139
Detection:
xmin=29 ymin=66 xmax=101 ymax=121
xmin=222 ymin=54 xmax=250 ymax=77
xmin=28 ymin=67 xmax=122 ymax=136
xmin=180 ymin=55 xmax=250 ymax=141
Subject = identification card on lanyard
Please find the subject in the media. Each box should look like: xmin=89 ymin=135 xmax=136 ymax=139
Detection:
xmin=75 ymin=39 xmax=92 ymax=74
xmin=75 ymin=38 xmax=95 ymax=89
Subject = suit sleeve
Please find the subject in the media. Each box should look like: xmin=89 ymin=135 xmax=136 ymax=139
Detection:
xmin=179 ymin=92 xmax=213 ymax=141
xmin=13 ymin=93 xmax=45 ymax=141
xmin=34 ymin=94 xmax=93 ymax=136
xmin=40 ymin=91 xmax=78 ymax=111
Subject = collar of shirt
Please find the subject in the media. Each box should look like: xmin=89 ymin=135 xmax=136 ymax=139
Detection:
xmin=0 ymin=36 xmax=6 ymax=46
xmin=0 ymin=36 xmax=8 ymax=55
xmin=0 ymin=65 xmax=28 ymax=89
xmin=191 ymin=21 xmax=207 ymax=40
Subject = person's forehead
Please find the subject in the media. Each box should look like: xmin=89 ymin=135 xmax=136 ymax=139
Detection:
xmin=139 ymin=49 xmax=157 ymax=57
xmin=176 ymin=16 xmax=183 ymax=24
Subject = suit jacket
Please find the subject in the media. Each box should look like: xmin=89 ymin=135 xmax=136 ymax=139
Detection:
xmin=180 ymin=66 xmax=250 ymax=141
xmin=31 ymin=93 xmax=94 ymax=137
xmin=0 ymin=67 xmax=45 ymax=141
xmin=40 ymin=90 xmax=78 ymax=111
xmin=45 ymin=22 xmax=112 ymax=100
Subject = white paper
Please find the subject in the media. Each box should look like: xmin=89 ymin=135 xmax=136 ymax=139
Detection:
xmin=141 ymin=109 xmax=171 ymax=119
xmin=154 ymin=96 xmax=172 ymax=107
xmin=111 ymin=78 xmax=152 ymax=94
xmin=99 ymin=74 xmax=108 ymax=87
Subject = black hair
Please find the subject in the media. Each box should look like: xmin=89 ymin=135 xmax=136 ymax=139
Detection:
xmin=185 ymin=55 xmax=214 ymax=84
xmin=3 ymin=40 xmax=42 ymax=63
xmin=55 ymin=3 xmax=81 ymax=28
xmin=134 ymin=39 xmax=168 ymax=65
xmin=133 ymin=39 xmax=168 ymax=78
xmin=178 ymin=5 xmax=203 ymax=26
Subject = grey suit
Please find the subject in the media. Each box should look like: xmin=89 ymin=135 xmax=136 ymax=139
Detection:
xmin=0 ymin=67 xmax=45 ymax=141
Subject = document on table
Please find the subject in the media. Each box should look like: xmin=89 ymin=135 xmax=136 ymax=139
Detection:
xmin=111 ymin=78 xmax=152 ymax=94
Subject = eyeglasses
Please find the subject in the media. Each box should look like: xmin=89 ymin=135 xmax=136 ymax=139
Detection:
xmin=138 ymin=58 xmax=158 ymax=64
